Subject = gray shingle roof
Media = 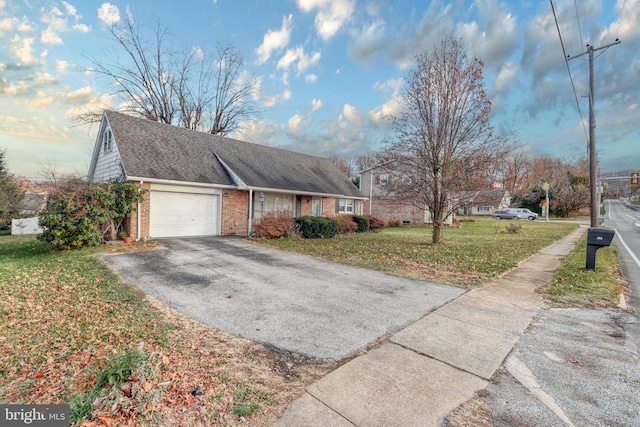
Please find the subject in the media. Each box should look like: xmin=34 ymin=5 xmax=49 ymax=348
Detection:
xmin=106 ymin=111 xmax=363 ymax=198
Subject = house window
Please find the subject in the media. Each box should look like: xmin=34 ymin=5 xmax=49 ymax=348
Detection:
xmin=102 ymin=129 xmax=113 ymax=153
xmin=338 ymin=199 xmax=354 ymax=214
xmin=478 ymin=206 xmax=491 ymax=212
xmin=311 ymin=197 xmax=322 ymax=217
xmin=375 ymin=174 xmax=390 ymax=186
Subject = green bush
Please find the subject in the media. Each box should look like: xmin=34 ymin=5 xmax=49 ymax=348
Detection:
xmin=38 ymin=178 xmax=146 ymax=250
xmin=295 ymin=216 xmax=338 ymax=239
xmin=351 ymin=215 xmax=370 ymax=233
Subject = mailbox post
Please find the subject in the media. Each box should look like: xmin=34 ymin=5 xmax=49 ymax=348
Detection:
xmin=586 ymin=228 xmax=615 ymax=270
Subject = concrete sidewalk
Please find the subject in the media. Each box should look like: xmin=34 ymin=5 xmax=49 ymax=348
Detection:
xmin=274 ymin=226 xmax=587 ymax=427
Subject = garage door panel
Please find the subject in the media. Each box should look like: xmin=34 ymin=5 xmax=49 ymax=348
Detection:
xmin=150 ymin=190 xmax=218 ymax=237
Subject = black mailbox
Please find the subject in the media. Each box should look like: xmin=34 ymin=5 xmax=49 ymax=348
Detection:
xmin=586 ymin=228 xmax=615 ymax=270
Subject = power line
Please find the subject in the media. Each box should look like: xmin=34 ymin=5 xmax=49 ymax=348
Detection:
xmin=550 ymin=0 xmax=589 ymax=145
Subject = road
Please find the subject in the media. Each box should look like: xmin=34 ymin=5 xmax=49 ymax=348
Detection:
xmin=459 ymin=201 xmax=640 ymax=426
xmin=604 ymin=199 xmax=640 ymax=347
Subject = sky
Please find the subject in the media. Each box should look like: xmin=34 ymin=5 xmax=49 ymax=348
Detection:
xmin=0 ymin=0 xmax=638 ymax=180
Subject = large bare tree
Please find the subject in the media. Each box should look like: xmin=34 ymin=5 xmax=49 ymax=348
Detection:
xmin=82 ymin=14 xmax=259 ymax=135
xmin=385 ymin=35 xmax=515 ymax=244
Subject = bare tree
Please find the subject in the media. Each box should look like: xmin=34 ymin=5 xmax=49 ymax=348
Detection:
xmin=81 ymin=14 xmax=259 ymax=136
xmin=385 ymin=35 xmax=515 ymax=244
xmin=497 ymin=150 xmax=532 ymax=193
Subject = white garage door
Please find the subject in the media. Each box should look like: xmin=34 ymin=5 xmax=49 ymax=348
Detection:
xmin=150 ymin=190 xmax=219 ymax=237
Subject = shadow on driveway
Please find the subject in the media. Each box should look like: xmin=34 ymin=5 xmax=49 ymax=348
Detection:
xmin=104 ymin=237 xmax=464 ymax=361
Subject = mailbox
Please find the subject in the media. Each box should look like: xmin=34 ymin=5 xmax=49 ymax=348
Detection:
xmin=587 ymin=228 xmax=615 ymax=246
xmin=586 ymin=228 xmax=615 ymax=270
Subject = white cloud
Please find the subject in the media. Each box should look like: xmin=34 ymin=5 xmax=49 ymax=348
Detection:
xmin=26 ymin=91 xmax=54 ymax=109
xmin=343 ymin=103 xmax=362 ymax=126
xmin=40 ymin=28 xmax=63 ymax=45
xmin=277 ymin=46 xmax=321 ymax=75
xmin=56 ymin=60 xmax=70 ymax=73
xmin=495 ymin=62 xmax=519 ymax=94
xmin=288 ymin=113 xmax=303 ymax=132
xmin=98 ymin=3 xmax=120 ymax=26
xmin=73 ymin=23 xmax=90 ymax=33
xmin=297 ymin=0 xmax=355 ymax=40
xmin=9 ymin=35 xmax=36 ymax=66
xmin=601 ymin=0 xmax=640 ymax=41
xmin=369 ymin=78 xmax=403 ymax=123
xmin=33 ymin=72 xmax=56 ymax=85
xmin=282 ymin=89 xmax=292 ymax=100
xmin=305 ymin=73 xmax=318 ymax=83
xmin=233 ymin=119 xmax=278 ymax=143
xmin=255 ymin=14 xmax=293 ymax=64
xmin=66 ymin=86 xmax=93 ymax=104
xmin=311 ymin=98 xmax=322 ymax=112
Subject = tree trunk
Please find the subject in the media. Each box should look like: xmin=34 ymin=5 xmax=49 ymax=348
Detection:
xmin=432 ymin=221 xmax=442 ymax=245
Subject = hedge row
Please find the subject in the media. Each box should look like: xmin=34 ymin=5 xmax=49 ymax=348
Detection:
xmin=253 ymin=214 xmax=385 ymax=239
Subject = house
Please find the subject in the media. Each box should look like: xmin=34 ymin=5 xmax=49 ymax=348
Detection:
xmin=359 ymin=160 xmax=508 ymax=224
xmin=358 ymin=161 xmax=431 ymax=225
xmin=88 ymin=111 xmax=366 ymax=239
xmin=456 ymin=190 xmax=511 ymax=216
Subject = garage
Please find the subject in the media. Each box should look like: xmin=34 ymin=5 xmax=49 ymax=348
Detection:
xmin=149 ymin=184 xmax=220 ymax=238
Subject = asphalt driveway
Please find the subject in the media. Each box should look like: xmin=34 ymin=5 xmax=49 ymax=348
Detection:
xmin=104 ymin=237 xmax=464 ymax=361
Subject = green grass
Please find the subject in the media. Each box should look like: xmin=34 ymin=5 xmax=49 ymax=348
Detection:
xmin=256 ymin=218 xmax=579 ymax=288
xmin=544 ymin=234 xmax=627 ymax=308
xmin=0 ymin=235 xmax=171 ymax=405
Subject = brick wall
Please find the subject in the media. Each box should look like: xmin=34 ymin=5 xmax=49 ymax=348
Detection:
xmin=124 ymin=181 xmax=151 ymax=240
xmin=364 ymin=196 xmax=429 ymax=225
xmin=221 ymin=190 xmax=249 ymax=235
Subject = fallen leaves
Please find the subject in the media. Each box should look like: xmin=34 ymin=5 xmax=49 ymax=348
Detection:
xmin=0 ymin=236 xmax=332 ymax=426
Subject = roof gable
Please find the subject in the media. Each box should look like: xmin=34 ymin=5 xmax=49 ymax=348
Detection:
xmin=98 ymin=111 xmax=363 ymax=198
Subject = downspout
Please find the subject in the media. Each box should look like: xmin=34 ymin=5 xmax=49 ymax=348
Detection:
xmin=369 ymin=170 xmax=373 ymax=214
xmin=248 ymin=188 xmax=253 ymax=236
xmin=137 ymin=180 xmax=143 ymax=241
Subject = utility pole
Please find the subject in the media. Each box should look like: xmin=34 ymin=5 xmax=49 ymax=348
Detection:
xmin=568 ymin=39 xmax=620 ymax=228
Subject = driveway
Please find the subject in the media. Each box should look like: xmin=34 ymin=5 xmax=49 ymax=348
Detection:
xmin=104 ymin=237 xmax=464 ymax=361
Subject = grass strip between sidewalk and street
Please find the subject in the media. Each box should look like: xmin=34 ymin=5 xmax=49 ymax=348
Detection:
xmin=543 ymin=232 xmax=628 ymax=308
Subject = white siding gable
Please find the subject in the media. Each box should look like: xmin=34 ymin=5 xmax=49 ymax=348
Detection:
xmin=91 ymin=123 xmax=125 ymax=182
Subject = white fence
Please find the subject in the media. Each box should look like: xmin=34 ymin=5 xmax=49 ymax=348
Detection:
xmin=11 ymin=217 xmax=43 ymax=235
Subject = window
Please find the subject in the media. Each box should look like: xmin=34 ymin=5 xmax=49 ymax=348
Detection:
xmin=375 ymin=174 xmax=390 ymax=186
xmin=338 ymin=199 xmax=354 ymax=214
xmin=311 ymin=197 xmax=322 ymax=217
xmin=478 ymin=206 xmax=490 ymax=212
xmin=102 ymin=129 xmax=113 ymax=153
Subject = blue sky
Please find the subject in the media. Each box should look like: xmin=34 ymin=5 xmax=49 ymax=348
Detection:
xmin=1 ymin=0 xmax=638 ymax=179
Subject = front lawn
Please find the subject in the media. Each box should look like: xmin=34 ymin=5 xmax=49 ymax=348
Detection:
xmin=0 ymin=236 xmax=329 ymax=426
xmin=257 ymin=218 xmax=579 ymax=288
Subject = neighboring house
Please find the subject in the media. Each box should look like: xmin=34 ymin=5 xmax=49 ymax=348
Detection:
xmin=457 ymin=190 xmax=511 ymax=216
xmin=88 ymin=111 xmax=366 ymax=239
xmin=21 ymin=192 xmax=47 ymax=216
xmin=358 ymin=161 xmax=431 ymax=225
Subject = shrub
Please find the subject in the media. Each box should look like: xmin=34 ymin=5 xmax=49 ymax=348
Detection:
xmin=252 ymin=211 xmax=295 ymax=239
xmin=333 ymin=215 xmax=358 ymax=234
xmin=295 ymin=216 xmax=338 ymax=239
xmin=503 ymin=223 xmax=522 ymax=234
xmin=38 ymin=178 xmax=146 ymax=250
xmin=351 ymin=215 xmax=370 ymax=233
xmin=386 ymin=219 xmax=401 ymax=227
xmin=365 ymin=215 xmax=385 ymax=232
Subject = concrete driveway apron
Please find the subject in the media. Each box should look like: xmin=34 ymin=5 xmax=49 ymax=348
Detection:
xmin=104 ymin=237 xmax=464 ymax=361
